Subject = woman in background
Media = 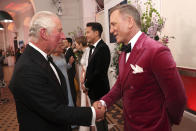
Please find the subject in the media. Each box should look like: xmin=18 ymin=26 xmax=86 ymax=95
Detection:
xmin=75 ymin=36 xmax=91 ymax=131
xmin=52 ymin=43 xmax=75 ymax=107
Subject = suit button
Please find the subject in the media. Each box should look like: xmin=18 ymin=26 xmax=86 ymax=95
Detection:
xmin=130 ymin=86 xmax=134 ymax=89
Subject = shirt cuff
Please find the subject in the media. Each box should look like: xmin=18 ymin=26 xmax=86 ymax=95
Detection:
xmin=100 ymin=100 xmax=107 ymax=111
xmin=91 ymin=107 xmax=96 ymax=126
xmin=100 ymin=100 xmax=106 ymax=107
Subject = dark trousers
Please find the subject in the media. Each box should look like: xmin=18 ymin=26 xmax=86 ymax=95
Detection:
xmin=90 ymin=99 xmax=108 ymax=131
xmin=0 ymin=65 xmax=4 ymax=81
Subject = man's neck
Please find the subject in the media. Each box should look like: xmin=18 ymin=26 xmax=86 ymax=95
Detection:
xmin=92 ymin=37 xmax=101 ymax=45
xmin=30 ymin=41 xmax=50 ymax=55
xmin=125 ymin=27 xmax=140 ymax=45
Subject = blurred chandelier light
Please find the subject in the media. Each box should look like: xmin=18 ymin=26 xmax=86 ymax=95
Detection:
xmin=0 ymin=23 xmax=4 ymax=30
xmin=57 ymin=0 xmax=63 ymax=16
xmin=52 ymin=0 xmax=63 ymax=16
xmin=0 ymin=10 xmax=13 ymax=23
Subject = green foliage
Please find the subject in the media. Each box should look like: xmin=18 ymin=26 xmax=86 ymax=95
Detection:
xmin=141 ymin=0 xmax=164 ymax=34
xmin=67 ymin=26 xmax=84 ymax=41
xmin=111 ymin=43 xmax=123 ymax=78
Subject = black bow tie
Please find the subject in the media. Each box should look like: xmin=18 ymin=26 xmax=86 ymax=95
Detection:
xmin=89 ymin=45 xmax=95 ymax=49
xmin=121 ymin=43 xmax=131 ymax=53
xmin=47 ymin=55 xmax=54 ymax=63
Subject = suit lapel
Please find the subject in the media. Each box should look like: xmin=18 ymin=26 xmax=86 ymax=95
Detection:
xmin=25 ymin=45 xmax=68 ymax=100
xmin=54 ymin=65 xmax=68 ymax=102
xmin=25 ymin=45 xmax=59 ymax=84
xmin=121 ymin=33 xmax=147 ymax=85
xmin=88 ymin=39 xmax=103 ymax=64
xmin=119 ymin=52 xmax=126 ymax=81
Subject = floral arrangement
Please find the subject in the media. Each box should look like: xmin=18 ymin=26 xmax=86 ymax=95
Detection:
xmin=140 ymin=0 xmax=164 ymax=40
xmin=111 ymin=0 xmax=175 ymax=77
xmin=140 ymin=0 xmax=175 ymax=45
xmin=68 ymin=26 xmax=84 ymax=64
xmin=68 ymin=26 xmax=84 ymax=42
xmin=74 ymin=50 xmax=83 ymax=64
xmin=111 ymin=43 xmax=123 ymax=77
xmin=160 ymin=35 xmax=175 ymax=46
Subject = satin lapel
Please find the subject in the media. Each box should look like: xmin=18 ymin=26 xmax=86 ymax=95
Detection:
xmin=88 ymin=40 xmax=103 ymax=64
xmin=54 ymin=66 xmax=68 ymax=102
xmin=25 ymin=45 xmax=61 ymax=87
xmin=119 ymin=52 xmax=126 ymax=80
xmin=121 ymin=33 xmax=147 ymax=85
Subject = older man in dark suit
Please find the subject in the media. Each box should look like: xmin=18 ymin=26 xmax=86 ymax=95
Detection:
xmin=8 ymin=11 xmax=105 ymax=131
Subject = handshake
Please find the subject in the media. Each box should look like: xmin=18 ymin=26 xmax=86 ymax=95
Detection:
xmin=93 ymin=101 xmax=106 ymax=121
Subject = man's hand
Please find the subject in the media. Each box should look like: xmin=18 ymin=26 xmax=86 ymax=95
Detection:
xmin=80 ymin=76 xmax=85 ymax=84
xmin=93 ymin=101 xmax=106 ymax=121
xmin=94 ymin=106 xmax=106 ymax=121
xmin=93 ymin=101 xmax=103 ymax=110
xmin=81 ymin=85 xmax=88 ymax=95
xmin=69 ymin=56 xmax=74 ymax=65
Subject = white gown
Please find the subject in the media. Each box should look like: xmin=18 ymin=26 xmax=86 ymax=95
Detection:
xmin=79 ymin=47 xmax=91 ymax=131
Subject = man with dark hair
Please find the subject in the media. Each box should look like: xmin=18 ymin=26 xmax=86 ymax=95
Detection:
xmin=65 ymin=37 xmax=77 ymax=106
xmin=85 ymin=22 xmax=111 ymax=131
xmin=66 ymin=38 xmax=73 ymax=45
xmin=86 ymin=22 xmax=103 ymax=37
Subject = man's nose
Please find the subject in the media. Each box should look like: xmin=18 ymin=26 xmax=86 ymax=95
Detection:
xmin=110 ymin=27 xmax=114 ymax=34
xmin=61 ymin=32 xmax=66 ymax=39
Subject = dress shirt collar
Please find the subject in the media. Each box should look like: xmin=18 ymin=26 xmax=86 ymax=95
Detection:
xmin=128 ymin=31 xmax=142 ymax=49
xmin=92 ymin=38 xmax=101 ymax=48
xmin=67 ymin=47 xmax=70 ymax=50
xmin=28 ymin=42 xmax=47 ymax=60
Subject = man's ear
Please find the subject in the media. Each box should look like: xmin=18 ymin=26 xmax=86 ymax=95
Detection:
xmin=95 ymin=30 xmax=99 ymax=37
xmin=40 ymin=28 xmax=48 ymax=40
xmin=127 ymin=16 xmax=134 ymax=29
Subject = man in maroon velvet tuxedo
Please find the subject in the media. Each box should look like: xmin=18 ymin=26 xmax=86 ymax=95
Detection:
xmin=93 ymin=4 xmax=187 ymax=131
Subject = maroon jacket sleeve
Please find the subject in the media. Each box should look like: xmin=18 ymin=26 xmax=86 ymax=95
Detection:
xmin=152 ymin=46 xmax=187 ymax=125
xmin=101 ymin=75 xmax=122 ymax=108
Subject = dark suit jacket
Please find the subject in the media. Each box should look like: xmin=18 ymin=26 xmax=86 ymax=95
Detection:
xmin=9 ymin=44 xmax=92 ymax=131
xmin=102 ymin=33 xmax=187 ymax=131
xmin=65 ymin=47 xmax=77 ymax=105
xmin=85 ymin=39 xmax=111 ymax=101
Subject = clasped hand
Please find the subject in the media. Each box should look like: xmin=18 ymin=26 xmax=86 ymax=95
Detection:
xmin=93 ymin=101 xmax=106 ymax=122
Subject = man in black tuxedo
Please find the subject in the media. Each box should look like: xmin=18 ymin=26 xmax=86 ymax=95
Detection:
xmin=8 ymin=11 xmax=105 ymax=131
xmin=64 ymin=38 xmax=77 ymax=106
xmin=85 ymin=22 xmax=111 ymax=131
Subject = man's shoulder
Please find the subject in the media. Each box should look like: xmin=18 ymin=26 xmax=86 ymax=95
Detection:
xmin=98 ymin=40 xmax=109 ymax=49
xmin=66 ymin=48 xmax=74 ymax=55
xmin=143 ymin=37 xmax=167 ymax=50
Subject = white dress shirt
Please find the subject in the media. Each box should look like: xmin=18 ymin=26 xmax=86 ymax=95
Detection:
xmin=126 ymin=31 xmax=142 ymax=62
xmin=90 ymin=38 xmax=101 ymax=55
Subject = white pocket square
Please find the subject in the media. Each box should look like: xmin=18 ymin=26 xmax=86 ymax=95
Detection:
xmin=130 ymin=64 xmax=143 ymax=74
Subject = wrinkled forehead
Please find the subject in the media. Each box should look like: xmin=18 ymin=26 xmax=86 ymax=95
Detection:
xmin=53 ymin=17 xmax=63 ymax=31
xmin=110 ymin=10 xmax=120 ymax=21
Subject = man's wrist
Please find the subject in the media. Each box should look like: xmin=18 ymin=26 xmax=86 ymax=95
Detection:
xmin=91 ymin=107 xmax=96 ymax=126
xmin=99 ymin=100 xmax=107 ymax=111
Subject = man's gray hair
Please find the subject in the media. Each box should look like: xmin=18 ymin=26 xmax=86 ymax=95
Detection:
xmin=29 ymin=11 xmax=58 ymax=41
xmin=110 ymin=4 xmax=141 ymax=28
